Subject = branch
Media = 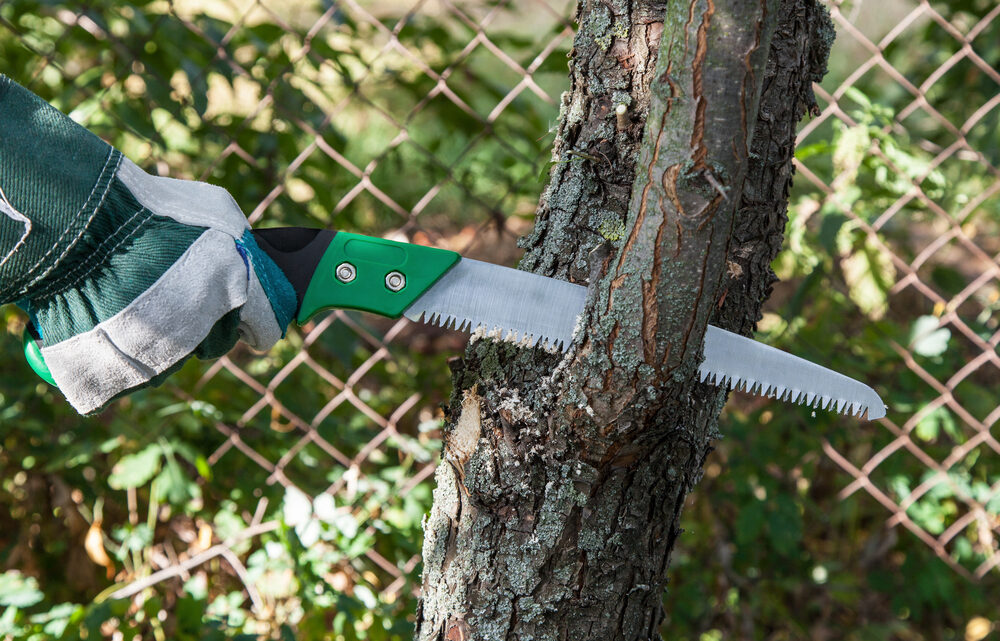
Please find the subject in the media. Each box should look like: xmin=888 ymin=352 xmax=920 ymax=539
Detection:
xmin=105 ymin=520 xmax=279 ymax=604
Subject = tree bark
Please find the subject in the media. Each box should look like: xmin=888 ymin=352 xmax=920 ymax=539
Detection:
xmin=414 ymin=0 xmax=834 ymax=639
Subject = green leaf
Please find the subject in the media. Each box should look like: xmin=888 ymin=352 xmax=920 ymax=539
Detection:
xmin=915 ymin=406 xmax=946 ymax=442
xmin=734 ymin=499 xmax=765 ymax=546
xmin=767 ymin=496 xmax=803 ymax=557
xmin=29 ymin=602 xmax=79 ymax=637
xmin=282 ymin=487 xmax=313 ymax=527
xmin=152 ymin=451 xmax=199 ymax=505
xmin=909 ymin=315 xmax=951 ymax=358
xmin=113 ymin=523 xmax=154 ymax=556
xmin=108 ymin=444 xmax=162 ymax=490
xmin=0 ymin=606 xmax=20 ymax=637
xmin=0 ymin=571 xmax=44 ymax=608
xmin=353 ymin=585 xmax=377 ymax=609
xmin=194 ymin=455 xmax=212 ymax=481
xmin=837 ymin=225 xmax=895 ymax=320
xmin=845 ymin=86 xmax=873 ymax=110
xmin=312 ymin=493 xmax=338 ymax=524
xmin=818 ymin=212 xmax=848 ymax=254
xmin=986 ymin=487 xmax=1000 ymax=514
xmin=794 ymin=140 xmax=831 ymax=160
xmin=832 ymin=122 xmax=870 ymax=186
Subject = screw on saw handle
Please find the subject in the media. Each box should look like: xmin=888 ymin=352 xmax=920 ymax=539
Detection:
xmin=23 ymin=321 xmax=56 ymax=387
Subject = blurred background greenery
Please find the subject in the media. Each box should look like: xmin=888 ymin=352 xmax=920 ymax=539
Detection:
xmin=1 ymin=0 xmax=998 ymax=639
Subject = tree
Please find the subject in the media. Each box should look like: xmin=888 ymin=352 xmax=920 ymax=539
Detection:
xmin=414 ymin=0 xmax=835 ymax=638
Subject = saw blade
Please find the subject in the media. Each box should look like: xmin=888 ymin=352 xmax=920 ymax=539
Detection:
xmin=699 ymin=325 xmax=887 ymax=420
xmin=403 ymin=258 xmax=588 ymax=350
xmin=403 ymin=259 xmax=885 ymax=420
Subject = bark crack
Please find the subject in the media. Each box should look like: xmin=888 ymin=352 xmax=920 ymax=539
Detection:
xmin=689 ymin=0 xmax=715 ymax=168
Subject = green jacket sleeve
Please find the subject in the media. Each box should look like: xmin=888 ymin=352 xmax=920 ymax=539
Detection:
xmin=0 ymin=74 xmax=121 ymax=303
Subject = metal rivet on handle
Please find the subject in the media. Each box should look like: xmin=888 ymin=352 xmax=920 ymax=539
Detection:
xmin=336 ymin=262 xmax=357 ymax=283
xmin=385 ymin=271 xmax=406 ymax=292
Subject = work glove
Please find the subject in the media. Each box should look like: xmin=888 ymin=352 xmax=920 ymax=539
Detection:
xmin=0 ymin=75 xmax=296 ymax=414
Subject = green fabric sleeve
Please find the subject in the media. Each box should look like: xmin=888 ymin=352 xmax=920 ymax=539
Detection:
xmin=0 ymin=74 xmax=121 ymax=303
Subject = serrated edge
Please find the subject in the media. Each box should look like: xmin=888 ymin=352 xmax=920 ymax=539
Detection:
xmin=698 ymin=366 xmax=874 ymax=419
xmin=408 ymin=309 xmax=571 ymax=352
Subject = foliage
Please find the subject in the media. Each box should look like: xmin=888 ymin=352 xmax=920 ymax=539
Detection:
xmin=2 ymin=0 xmax=1000 ymax=639
xmin=0 ymin=0 xmax=562 ymax=637
xmin=665 ymin=0 xmax=1000 ymax=638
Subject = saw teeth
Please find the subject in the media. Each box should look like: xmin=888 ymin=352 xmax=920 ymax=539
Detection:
xmin=691 ymin=364 xmax=881 ymax=419
xmin=410 ymin=308 xmax=563 ymax=351
xmin=692 ymin=326 xmax=885 ymax=419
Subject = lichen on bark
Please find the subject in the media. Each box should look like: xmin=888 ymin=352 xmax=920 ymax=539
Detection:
xmin=519 ymin=0 xmax=671 ymax=283
xmin=415 ymin=1 xmax=835 ymax=639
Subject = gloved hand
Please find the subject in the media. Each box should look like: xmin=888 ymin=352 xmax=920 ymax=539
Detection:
xmin=0 ymin=75 xmax=296 ymax=414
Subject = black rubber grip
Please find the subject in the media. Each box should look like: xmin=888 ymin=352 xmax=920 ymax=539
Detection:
xmin=251 ymin=227 xmax=337 ymax=314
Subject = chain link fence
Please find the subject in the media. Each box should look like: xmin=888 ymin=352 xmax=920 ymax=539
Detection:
xmin=1 ymin=0 xmax=999 ymax=630
xmin=795 ymin=0 xmax=1000 ymax=579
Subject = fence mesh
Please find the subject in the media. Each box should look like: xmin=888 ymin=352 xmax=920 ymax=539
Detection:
xmin=795 ymin=0 xmax=1000 ymax=579
xmin=1 ymin=0 xmax=998 ymax=624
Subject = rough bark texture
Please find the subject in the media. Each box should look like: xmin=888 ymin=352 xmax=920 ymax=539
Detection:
xmin=518 ymin=0 xmax=670 ymax=282
xmin=414 ymin=1 xmax=835 ymax=639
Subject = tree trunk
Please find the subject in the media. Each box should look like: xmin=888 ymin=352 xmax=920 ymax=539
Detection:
xmin=414 ymin=0 xmax=834 ymax=639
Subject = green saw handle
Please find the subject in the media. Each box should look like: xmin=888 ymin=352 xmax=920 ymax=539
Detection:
xmin=252 ymin=229 xmax=460 ymax=323
xmin=22 ymin=228 xmax=461 ymax=390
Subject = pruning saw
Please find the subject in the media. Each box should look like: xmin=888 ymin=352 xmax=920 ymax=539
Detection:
xmin=23 ymin=227 xmax=887 ymax=420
